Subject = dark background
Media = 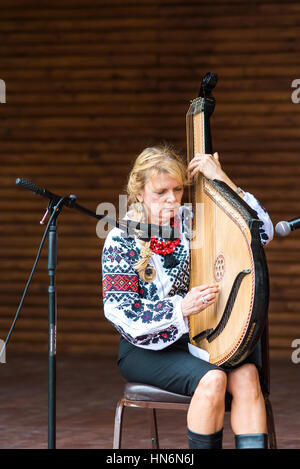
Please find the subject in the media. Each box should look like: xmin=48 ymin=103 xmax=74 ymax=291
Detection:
xmin=1 ymin=0 xmax=300 ymax=359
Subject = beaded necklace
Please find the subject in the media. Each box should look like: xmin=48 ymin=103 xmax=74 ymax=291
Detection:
xmin=149 ymin=218 xmax=181 ymax=268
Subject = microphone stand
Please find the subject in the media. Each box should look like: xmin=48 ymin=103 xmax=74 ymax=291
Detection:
xmin=6 ymin=178 xmax=181 ymax=450
xmin=47 ymin=198 xmax=60 ymax=449
xmin=0 ymin=193 xmax=66 ymax=449
xmin=11 ymin=181 xmax=102 ymax=449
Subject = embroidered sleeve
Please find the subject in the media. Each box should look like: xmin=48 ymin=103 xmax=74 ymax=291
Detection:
xmin=101 ymin=228 xmax=188 ymax=350
xmin=243 ymin=192 xmax=274 ymax=246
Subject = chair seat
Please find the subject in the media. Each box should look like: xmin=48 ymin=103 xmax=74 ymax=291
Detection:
xmin=124 ymin=382 xmax=192 ymax=404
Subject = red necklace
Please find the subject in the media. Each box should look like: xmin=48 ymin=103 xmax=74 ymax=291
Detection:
xmin=149 ymin=217 xmax=181 ymax=268
xmin=150 ymin=237 xmax=180 ymax=256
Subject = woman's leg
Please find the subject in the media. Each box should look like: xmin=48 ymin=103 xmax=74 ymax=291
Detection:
xmin=187 ymin=369 xmax=227 ymax=449
xmin=227 ymin=363 xmax=266 ymax=434
xmin=227 ymin=363 xmax=267 ymax=448
xmin=187 ymin=369 xmax=227 ymax=434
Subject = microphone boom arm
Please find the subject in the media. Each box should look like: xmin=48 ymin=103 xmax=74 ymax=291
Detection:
xmin=15 ymin=178 xmax=180 ymax=240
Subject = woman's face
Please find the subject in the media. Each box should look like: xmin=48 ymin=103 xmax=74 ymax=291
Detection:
xmin=138 ymin=172 xmax=184 ymax=225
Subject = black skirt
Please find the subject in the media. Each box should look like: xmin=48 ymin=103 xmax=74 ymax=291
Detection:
xmin=117 ymin=333 xmax=262 ymax=397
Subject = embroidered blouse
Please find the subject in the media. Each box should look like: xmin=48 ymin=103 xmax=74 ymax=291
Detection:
xmin=102 ymin=192 xmax=274 ymax=351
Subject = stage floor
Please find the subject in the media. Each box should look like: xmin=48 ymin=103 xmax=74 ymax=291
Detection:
xmin=0 ymin=352 xmax=298 ymax=449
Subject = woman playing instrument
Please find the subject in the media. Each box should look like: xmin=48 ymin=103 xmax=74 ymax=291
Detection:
xmin=102 ymin=145 xmax=274 ymax=449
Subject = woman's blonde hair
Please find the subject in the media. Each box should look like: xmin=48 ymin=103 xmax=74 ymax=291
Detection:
xmin=126 ymin=144 xmax=188 ymax=282
xmin=127 ymin=145 xmax=188 ymax=207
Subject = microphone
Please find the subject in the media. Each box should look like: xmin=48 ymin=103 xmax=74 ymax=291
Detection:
xmin=275 ymin=217 xmax=300 ymax=237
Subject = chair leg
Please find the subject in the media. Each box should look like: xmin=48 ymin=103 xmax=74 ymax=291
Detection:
xmin=113 ymin=397 xmax=126 ymax=449
xmin=265 ymin=396 xmax=277 ymax=449
xmin=150 ymin=408 xmax=159 ymax=449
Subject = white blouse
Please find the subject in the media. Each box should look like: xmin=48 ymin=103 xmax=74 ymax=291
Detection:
xmin=102 ymin=192 xmax=274 ymax=351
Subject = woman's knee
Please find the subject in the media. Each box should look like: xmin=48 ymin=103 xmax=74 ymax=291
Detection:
xmin=228 ymin=363 xmax=261 ymax=400
xmin=193 ymin=369 xmax=227 ymax=406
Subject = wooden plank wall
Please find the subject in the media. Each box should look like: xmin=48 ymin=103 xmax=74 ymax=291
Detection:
xmin=1 ymin=0 xmax=300 ymax=358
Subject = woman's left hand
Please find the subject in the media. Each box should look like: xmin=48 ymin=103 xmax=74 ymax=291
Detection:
xmin=187 ymin=152 xmax=243 ymax=197
xmin=187 ymin=152 xmax=224 ymax=181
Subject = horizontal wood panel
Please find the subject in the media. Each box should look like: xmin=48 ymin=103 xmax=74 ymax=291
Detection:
xmin=0 ymin=151 xmax=298 ymax=166
xmin=0 ymin=103 xmax=299 ymax=119
xmin=1 ymin=41 xmax=300 ymax=57
xmin=2 ymin=114 xmax=300 ymax=129
xmin=0 ymin=0 xmax=297 ymax=6
xmin=0 ymin=15 xmax=300 ymax=33
xmin=1 ymin=3 xmax=300 ymax=19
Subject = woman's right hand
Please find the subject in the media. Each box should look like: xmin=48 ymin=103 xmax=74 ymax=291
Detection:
xmin=181 ymin=284 xmax=219 ymax=318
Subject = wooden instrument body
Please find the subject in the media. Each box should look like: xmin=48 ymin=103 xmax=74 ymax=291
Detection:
xmin=186 ymin=85 xmax=269 ymax=367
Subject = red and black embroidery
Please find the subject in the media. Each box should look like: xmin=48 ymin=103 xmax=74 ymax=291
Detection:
xmin=135 ymin=325 xmax=179 ymax=346
xmin=102 ymin=273 xmax=139 ymax=298
xmin=119 ymin=298 xmax=174 ymax=324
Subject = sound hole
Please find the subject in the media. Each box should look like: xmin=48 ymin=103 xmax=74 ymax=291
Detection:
xmin=215 ymin=254 xmax=225 ymax=281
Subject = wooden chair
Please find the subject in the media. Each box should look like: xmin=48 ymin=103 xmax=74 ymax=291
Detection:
xmin=113 ymin=324 xmax=277 ymax=449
